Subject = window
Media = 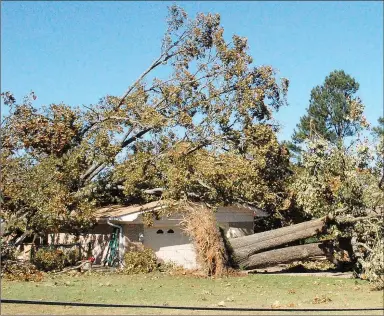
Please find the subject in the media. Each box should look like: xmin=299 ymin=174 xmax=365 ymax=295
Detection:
xmin=167 ymin=229 xmax=174 ymax=234
xmin=156 ymin=229 xmax=164 ymax=234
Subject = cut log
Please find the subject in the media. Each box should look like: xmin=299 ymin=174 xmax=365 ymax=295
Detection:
xmin=229 ymin=216 xmax=328 ymax=264
xmin=240 ymin=242 xmax=332 ymax=270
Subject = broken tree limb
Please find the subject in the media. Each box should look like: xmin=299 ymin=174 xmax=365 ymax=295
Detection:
xmin=13 ymin=230 xmax=33 ymax=247
xmin=229 ymin=216 xmax=329 ymax=264
xmin=240 ymin=242 xmax=333 ymax=270
xmin=334 ymin=215 xmax=379 ymax=225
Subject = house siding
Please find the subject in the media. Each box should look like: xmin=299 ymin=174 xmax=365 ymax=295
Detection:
xmin=123 ymin=223 xmax=144 ymax=242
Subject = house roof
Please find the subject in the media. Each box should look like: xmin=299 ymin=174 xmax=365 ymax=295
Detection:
xmin=94 ymin=201 xmax=163 ymax=220
xmin=94 ymin=200 xmax=268 ymax=221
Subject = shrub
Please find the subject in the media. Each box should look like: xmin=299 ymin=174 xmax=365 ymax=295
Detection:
xmin=32 ymin=248 xmax=66 ymax=272
xmin=64 ymin=248 xmax=81 ymax=266
xmin=122 ymin=247 xmax=158 ymax=274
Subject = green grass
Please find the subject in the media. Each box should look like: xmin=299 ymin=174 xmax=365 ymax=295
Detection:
xmin=1 ymin=272 xmax=383 ymax=315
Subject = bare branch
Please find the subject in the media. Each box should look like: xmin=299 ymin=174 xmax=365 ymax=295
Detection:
xmin=143 ymin=188 xmax=164 ymax=195
xmin=80 ymin=128 xmax=153 ymax=183
xmin=116 ymin=29 xmax=189 ymax=109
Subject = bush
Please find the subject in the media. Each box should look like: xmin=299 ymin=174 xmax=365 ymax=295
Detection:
xmin=32 ymin=248 xmax=66 ymax=272
xmin=122 ymin=247 xmax=158 ymax=274
xmin=64 ymin=248 xmax=81 ymax=266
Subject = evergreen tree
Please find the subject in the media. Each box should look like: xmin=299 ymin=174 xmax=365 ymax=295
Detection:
xmin=292 ymin=70 xmax=367 ymax=148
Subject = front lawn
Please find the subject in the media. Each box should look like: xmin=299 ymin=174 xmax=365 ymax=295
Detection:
xmin=1 ymin=272 xmax=383 ymax=315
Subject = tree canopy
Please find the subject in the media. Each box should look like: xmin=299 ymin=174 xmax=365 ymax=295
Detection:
xmin=0 ymin=5 xmax=290 ymax=238
xmin=291 ymin=70 xmax=368 ymax=150
xmin=1 ymin=5 xmax=382 ymax=288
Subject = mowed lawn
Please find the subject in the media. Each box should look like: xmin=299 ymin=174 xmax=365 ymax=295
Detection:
xmin=1 ymin=272 xmax=383 ymax=315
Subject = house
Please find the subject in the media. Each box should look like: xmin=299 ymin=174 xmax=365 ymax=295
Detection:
xmin=51 ymin=201 xmax=268 ymax=269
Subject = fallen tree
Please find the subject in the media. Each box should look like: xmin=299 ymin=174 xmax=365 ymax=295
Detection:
xmin=178 ymin=204 xmax=334 ymax=274
xmin=229 ymin=216 xmax=329 ymax=265
xmin=239 ymin=242 xmax=333 ymax=270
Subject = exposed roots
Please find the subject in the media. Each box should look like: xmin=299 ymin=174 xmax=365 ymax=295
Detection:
xmin=180 ymin=202 xmax=229 ymax=277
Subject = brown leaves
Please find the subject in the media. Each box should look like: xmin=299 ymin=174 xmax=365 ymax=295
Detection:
xmin=1 ymin=261 xmax=44 ymax=282
xmin=181 ymin=204 xmax=228 ymax=277
xmin=5 ymin=103 xmax=82 ymax=157
xmin=312 ymin=295 xmax=332 ymax=304
xmin=2 ymin=5 xmax=291 ymax=242
xmin=121 ymin=248 xmax=158 ymax=274
xmin=116 ymin=122 xmax=290 ymax=212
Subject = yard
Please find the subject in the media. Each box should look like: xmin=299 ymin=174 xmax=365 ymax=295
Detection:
xmin=1 ymin=272 xmax=383 ymax=315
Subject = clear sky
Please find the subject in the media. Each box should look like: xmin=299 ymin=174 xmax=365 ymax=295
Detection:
xmin=1 ymin=1 xmax=383 ymax=141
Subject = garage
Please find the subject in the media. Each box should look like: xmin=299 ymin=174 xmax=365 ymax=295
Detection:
xmin=143 ymin=227 xmax=198 ymax=269
xmin=74 ymin=201 xmax=260 ymax=269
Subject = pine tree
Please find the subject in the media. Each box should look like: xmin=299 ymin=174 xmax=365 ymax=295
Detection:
xmin=292 ymin=70 xmax=366 ymax=148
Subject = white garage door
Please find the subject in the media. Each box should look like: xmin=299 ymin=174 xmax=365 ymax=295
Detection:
xmin=143 ymin=227 xmax=198 ymax=269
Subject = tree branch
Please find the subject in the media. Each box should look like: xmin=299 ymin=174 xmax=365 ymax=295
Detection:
xmin=80 ymin=128 xmax=153 ymax=183
xmin=121 ymin=128 xmax=152 ymax=148
xmin=334 ymin=215 xmax=379 ymax=225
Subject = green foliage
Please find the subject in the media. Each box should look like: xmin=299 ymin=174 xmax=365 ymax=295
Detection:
xmin=293 ymin=137 xmax=381 ymax=218
xmin=359 ymin=238 xmax=384 ymax=290
xmin=122 ymin=248 xmax=158 ymax=274
xmin=64 ymin=248 xmax=81 ymax=266
xmin=292 ymin=70 xmax=367 ymax=152
xmin=116 ymin=124 xmax=291 ymax=213
xmin=372 ymin=117 xmax=384 ymax=184
xmin=1 ymin=5 xmax=290 ymax=239
xmin=31 ymin=247 xmax=81 ymax=272
xmin=32 ymin=248 xmax=67 ymax=272
xmin=0 ymin=94 xmax=96 ymax=237
xmin=0 ymin=239 xmax=18 ymax=262
xmin=372 ymin=117 xmax=384 ymax=139
xmin=292 ymin=135 xmax=383 ymax=285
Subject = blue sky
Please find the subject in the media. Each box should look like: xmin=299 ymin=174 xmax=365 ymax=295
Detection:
xmin=1 ymin=1 xmax=383 ymax=141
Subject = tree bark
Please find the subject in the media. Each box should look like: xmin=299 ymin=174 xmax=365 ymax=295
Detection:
xmin=240 ymin=242 xmax=332 ymax=270
xmin=229 ymin=216 xmax=328 ymax=264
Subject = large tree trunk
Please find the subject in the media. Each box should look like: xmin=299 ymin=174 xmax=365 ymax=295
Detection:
xmin=240 ymin=242 xmax=332 ymax=270
xmin=229 ymin=216 xmax=329 ymax=265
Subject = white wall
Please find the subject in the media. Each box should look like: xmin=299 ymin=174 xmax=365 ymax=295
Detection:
xmin=142 ymin=227 xmax=198 ymax=269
